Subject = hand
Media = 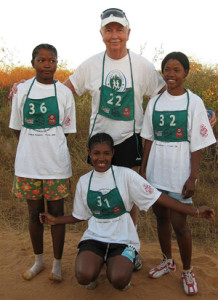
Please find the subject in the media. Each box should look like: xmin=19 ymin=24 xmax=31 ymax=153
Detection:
xmin=197 ymin=206 xmax=215 ymax=220
xmin=139 ymin=167 xmax=146 ymax=179
xmin=182 ymin=177 xmax=196 ymax=199
xmin=39 ymin=212 xmax=57 ymax=225
xmin=8 ymin=80 xmax=26 ymax=99
xmin=139 ymin=172 xmax=146 ymax=180
xmin=207 ymin=110 xmax=216 ymax=128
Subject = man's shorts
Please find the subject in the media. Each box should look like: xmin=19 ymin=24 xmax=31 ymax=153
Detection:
xmin=78 ymin=239 xmax=136 ymax=263
xmin=160 ymin=189 xmax=193 ymax=204
xmin=112 ymin=133 xmax=143 ymax=168
xmin=87 ymin=133 xmax=143 ymax=168
xmin=12 ymin=176 xmax=71 ymax=200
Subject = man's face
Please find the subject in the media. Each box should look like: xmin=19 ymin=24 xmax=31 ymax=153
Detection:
xmin=101 ymin=22 xmax=130 ymax=55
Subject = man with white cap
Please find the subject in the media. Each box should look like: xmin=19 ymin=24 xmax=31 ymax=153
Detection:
xmin=64 ymin=8 xmax=166 ymax=271
xmin=65 ymin=8 xmax=165 ymax=158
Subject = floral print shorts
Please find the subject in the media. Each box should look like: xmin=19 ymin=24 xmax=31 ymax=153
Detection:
xmin=12 ymin=176 xmax=71 ymax=200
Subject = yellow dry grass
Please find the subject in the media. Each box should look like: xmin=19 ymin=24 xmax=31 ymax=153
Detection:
xmin=0 ymin=65 xmax=217 ymax=249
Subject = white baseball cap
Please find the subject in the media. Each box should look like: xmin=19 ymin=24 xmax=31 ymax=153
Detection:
xmin=100 ymin=8 xmax=129 ymax=28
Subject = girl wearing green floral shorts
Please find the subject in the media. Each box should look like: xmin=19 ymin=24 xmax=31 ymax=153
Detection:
xmin=9 ymin=44 xmax=76 ymax=282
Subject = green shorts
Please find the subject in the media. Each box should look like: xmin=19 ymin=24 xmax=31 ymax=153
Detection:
xmin=12 ymin=176 xmax=71 ymax=200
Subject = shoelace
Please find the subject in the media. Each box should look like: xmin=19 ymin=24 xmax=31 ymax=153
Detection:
xmin=183 ymin=271 xmax=193 ymax=284
xmin=156 ymin=260 xmax=168 ymax=269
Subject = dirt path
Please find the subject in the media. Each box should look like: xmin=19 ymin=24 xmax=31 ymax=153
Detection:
xmin=0 ymin=229 xmax=217 ymax=300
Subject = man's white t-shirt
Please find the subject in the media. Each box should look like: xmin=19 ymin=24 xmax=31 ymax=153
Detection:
xmin=70 ymin=51 xmax=165 ymax=145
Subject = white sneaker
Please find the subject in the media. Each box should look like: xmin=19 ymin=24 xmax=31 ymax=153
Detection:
xmin=181 ymin=269 xmax=198 ymax=295
xmin=122 ymin=281 xmax=131 ymax=291
xmin=84 ymin=280 xmax=97 ymax=290
xmin=134 ymin=253 xmax=142 ymax=271
xmin=149 ymin=259 xmax=176 ymax=278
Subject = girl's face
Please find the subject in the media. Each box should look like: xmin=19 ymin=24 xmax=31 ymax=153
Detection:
xmin=31 ymin=48 xmax=57 ymax=84
xmin=88 ymin=142 xmax=114 ymax=172
xmin=163 ymin=59 xmax=188 ymax=95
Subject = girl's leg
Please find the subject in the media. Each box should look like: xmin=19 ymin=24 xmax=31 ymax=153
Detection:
xmin=171 ymin=210 xmax=198 ymax=295
xmin=75 ymin=251 xmax=104 ymax=287
xmin=106 ymin=255 xmax=133 ymax=290
xmin=47 ymin=199 xmax=65 ymax=259
xmin=27 ymin=198 xmax=45 ymax=254
xmin=153 ymin=202 xmax=172 ymax=258
xmin=47 ymin=198 xmax=65 ymax=281
xmin=148 ymin=202 xmax=176 ymax=278
xmin=23 ymin=198 xmax=45 ymax=280
xmin=170 ymin=210 xmax=192 ymax=270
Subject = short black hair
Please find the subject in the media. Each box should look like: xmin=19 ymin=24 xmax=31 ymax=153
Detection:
xmin=161 ymin=52 xmax=190 ymax=74
xmin=88 ymin=133 xmax=114 ymax=150
xmin=32 ymin=44 xmax=57 ymax=60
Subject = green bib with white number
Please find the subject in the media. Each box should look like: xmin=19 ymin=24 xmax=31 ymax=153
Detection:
xmin=23 ymin=78 xmax=60 ymax=129
xmin=87 ymin=167 xmax=127 ymax=219
xmin=152 ymin=90 xmax=189 ymax=142
xmin=89 ymin=51 xmax=136 ymax=140
xmin=98 ymin=50 xmax=135 ymax=121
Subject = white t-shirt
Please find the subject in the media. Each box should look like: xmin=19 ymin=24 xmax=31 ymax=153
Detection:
xmin=9 ymin=78 xmax=76 ymax=179
xmin=69 ymin=51 xmax=165 ymax=145
xmin=72 ymin=166 xmax=161 ymax=251
xmin=140 ymin=90 xmax=216 ymax=193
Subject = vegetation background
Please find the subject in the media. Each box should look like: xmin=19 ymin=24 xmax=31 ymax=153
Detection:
xmin=0 ymin=50 xmax=217 ymax=250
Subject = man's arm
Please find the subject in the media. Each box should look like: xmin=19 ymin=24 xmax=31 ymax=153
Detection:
xmin=157 ymin=85 xmax=167 ymax=94
xmin=208 ymin=110 xmax=216 ymax=128
xmin=64 ymin=79 xmax=76 ymax=94
xmin=12 ymin=129 xmax=21 ymax=139
xmin=9 ymin=78 xmax=77 ymax=98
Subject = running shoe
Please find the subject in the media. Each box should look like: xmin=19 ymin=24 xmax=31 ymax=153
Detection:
xmin=85 ymin=280 xmax=97 ymax=290
xmin=122 ymin=281 xmax=131 ymax=290
xmin=134 ymin=253 xmax=142 ymax=271
xmin=149 ymin=259 xmax=176 ymax=278
xmin=181 ymin=269 xmax=198 ymax=295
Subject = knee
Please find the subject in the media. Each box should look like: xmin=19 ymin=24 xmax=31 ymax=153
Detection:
xmin=173 ymin=224 xmax=191 ymax=237
xmin=47 ymin=201 xmax=64 ymax=217
xmin=156 ymin=214 xmax=170 ymax=227
xmin=109 ymin=271 xmax=130 ymax=290
xmin=29 ymin=210 xmax=41 ymax=224
xmin=75 ymin=268 xmax=95 ymax=285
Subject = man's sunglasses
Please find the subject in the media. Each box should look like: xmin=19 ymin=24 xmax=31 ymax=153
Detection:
xmin=101 ymin=8 xmax=127 ymax=20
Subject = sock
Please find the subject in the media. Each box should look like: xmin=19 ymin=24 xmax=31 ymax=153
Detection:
xmin=183 ymin=268 xmax=192 ymax=273
xmin=49 ymin=258 xmax=62 ymax=281
xmin=23 ymin=254 xmax=44 ymax=280
xmin=167 ymin=258 xmax=173 ymax=264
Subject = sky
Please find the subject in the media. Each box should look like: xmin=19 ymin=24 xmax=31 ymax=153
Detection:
xmin=0 ymin=0 xmax=217 ymax=70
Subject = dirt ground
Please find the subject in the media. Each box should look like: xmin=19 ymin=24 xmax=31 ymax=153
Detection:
xmin=0 ymin=229 xmax=217 ymax=300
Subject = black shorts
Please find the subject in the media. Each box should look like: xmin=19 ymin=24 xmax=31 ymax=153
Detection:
xmin=87 ymin=133 xmax=143 ymax=168
xmin=112 ymin=133 xmax=142 ymax=168
xmin=78 ymin=239 xmax=135 ymax=262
